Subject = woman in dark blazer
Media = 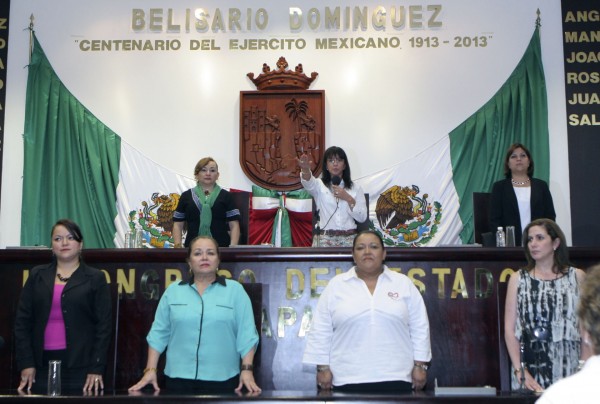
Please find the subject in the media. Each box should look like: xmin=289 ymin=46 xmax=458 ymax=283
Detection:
xmin=490 ymin=143 xmax=556 ymax=246
xmin=15 ymin=219 xmax=112 ymax=394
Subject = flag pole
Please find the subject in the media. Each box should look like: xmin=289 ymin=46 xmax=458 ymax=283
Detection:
xmin=28 ymin=14 xmax=34 ymax=63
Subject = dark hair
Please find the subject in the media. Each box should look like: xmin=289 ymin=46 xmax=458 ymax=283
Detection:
xmin=194 ymin=157 xmax=218 ymax=176
xmin=187 ymin=235 xmax=220 ymax=259
xmin=504 ymin=143 xmax=534 ymax=178
xmin=578 ymin=264 xmax=600 ymax=354
xmin=321 ymin=146 xmax=353 ymax=189
xmin=51 ymin=219 xmax=83 ymax=243
xmin=522 ymin=219 xmax=570 ymax=274
xmin=352 ymin=230 xmax=385 ymax=251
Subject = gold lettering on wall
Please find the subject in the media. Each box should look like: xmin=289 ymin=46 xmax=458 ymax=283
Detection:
xmin=261 ymin=307 xmax=273 ymax=337
xmin=432 ymin=267 xmax=451 ymax=298
xmin=286 ymin=269 xmax=304 ymax=300
xmin=140 ymin=269 xmax=159 ymax=300
xmin=278 ymin=307 xmax=297 ymax=338
xmin=238 ymin=269 xmax=257 ymax=283
xmin=117 ymin=268 xmax=136 ymax=298
xmin=407 ymin=267 xmax=426 ymax=293
xmin=310 ymin=267 xmax=330 ymax=297
xmin=165 ymin=268 xmax=183 ymax=287
xmin=298 ymin=305 xmax=313 ymax=337
xmin=475 ymin=268 xmax=493 ymax=299
xmin=451 ymin=268 xmax=468 ymax=299
xmin=500 ymin=268 xmax=516 ymax=283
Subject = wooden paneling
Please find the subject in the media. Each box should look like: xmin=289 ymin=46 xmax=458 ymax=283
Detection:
xmin=1 ymin=247 xmax=597 ymax=392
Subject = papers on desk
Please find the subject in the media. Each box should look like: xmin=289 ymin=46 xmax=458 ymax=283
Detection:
xmin=434 ymin=379 xmax=496 ymax=396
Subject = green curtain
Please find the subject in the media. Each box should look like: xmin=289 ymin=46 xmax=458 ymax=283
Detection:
xmin=21 ymin=34 xmax=121 ymax=248
xmin=450 ymin=25 xmax=549 ymax=244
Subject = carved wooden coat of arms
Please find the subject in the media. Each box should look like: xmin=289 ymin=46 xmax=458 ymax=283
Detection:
xmin=240 ymin=57 xmax=324 ymax=191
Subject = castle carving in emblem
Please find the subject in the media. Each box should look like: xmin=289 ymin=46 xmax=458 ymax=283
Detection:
xmin=240 ymin=57 xmax=325 ymax=191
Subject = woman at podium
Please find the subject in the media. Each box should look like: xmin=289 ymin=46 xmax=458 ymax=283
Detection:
xmin=172 ymin=157 xmax=241 ymax=248
xmin=489 ymin=143 xmax=555 ymax=246
xmin=298 ymin=146 xmax=367 ymax=247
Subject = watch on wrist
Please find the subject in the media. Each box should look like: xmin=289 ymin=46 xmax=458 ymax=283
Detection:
xmin=414 ymin=363 xmax=428 ymax=371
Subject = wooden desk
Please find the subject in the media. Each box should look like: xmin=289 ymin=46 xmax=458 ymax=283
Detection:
xmin=1 ymin=247 xmax=597 ymax=393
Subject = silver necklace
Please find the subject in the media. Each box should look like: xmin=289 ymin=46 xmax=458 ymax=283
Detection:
xmin=511 ymin=178 xmax=530 ymax=186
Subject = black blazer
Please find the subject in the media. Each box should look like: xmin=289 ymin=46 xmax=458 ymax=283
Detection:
xmin=14 ymin=262 xmax=112 ymax=374
xmin=489 ymin=177 xmax=556 ymax=246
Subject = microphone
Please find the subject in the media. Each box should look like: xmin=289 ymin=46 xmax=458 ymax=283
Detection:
xmin=314 ymin=209 xmax=321 ymax=247
xmin=331 ymin=176 xmax=341 ymax=204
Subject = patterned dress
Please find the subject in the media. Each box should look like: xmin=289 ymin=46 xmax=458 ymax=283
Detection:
xmin=512 ymin=267 xmax=581 ymax=390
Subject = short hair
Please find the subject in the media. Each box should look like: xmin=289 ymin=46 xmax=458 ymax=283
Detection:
xmin=321 ymin=146 xmax=353 ymax=189
xmin=522 ymin=218 xmax=570 ymax=274
xmin=193 ymin=157 xmax=218 ymax=176
xmin=504 ymin=143 xmax=534 ymax=178
xmin=577 ymin=264 xmax=600 ymax=354
xmin=352 ymin=230 xmax=385 ymax=251
xmin=51 ymin=219 xmax=83 ymax=243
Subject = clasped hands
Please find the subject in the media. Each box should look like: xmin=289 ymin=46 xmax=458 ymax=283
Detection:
xmin=317 ymin=367 xmax=427 ymax=391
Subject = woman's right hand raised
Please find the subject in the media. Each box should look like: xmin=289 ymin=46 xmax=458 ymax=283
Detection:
xmin=297 ymin=154 xmax=312 ymax=171
xmin=128 ymin=369 xmax=160 ymax=392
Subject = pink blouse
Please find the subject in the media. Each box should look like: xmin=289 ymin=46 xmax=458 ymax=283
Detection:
xmin=44 ymin=283 xmax=67 ymax=350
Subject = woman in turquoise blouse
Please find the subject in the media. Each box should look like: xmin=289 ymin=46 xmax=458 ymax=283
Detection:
xmin=128 ymin=236 xmax=260 ymax=394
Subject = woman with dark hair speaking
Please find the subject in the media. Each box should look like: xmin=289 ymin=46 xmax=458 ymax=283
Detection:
xmin=298 ymin=146 xmax=367 ymax=247
xmin=490 ymin=143 xmax=556 ymax=246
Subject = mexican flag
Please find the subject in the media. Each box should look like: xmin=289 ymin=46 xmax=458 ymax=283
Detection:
xmin=22 ymin=33 xmax=194 ymax=248
xmin=355 ymin=24 xmax=549 ymax=246
xmin=22 ymin=25 xmax=548 ymax=248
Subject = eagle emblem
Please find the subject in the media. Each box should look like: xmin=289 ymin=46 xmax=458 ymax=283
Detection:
xmin=128 ymin=192 xmax=181 ymax=248
xmin=373 ymin=185 xmax=442 ymax=247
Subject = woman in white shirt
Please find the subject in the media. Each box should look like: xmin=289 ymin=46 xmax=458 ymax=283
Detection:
xmin=303 ymin=230 xmax=431 ymax=392
xmin=298 ymin=146 xmax=367 ymax=247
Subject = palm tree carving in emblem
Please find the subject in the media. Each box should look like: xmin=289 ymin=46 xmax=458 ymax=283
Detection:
xmin=285 ymin=98 xmax=316 ymax=166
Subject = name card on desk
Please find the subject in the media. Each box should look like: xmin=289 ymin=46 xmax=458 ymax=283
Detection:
xmin=434 ymin=379 xmax=496 ymax=396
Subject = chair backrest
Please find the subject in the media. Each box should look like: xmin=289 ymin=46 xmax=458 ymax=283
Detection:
xmin=473 ymin=192 xmax=492 ymax=245
xmin=230 ymin=191 xmax=250 ymax=245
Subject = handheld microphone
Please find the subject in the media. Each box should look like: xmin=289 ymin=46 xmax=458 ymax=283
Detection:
xmin=331 ymin=176 xmax=341 ymax=204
